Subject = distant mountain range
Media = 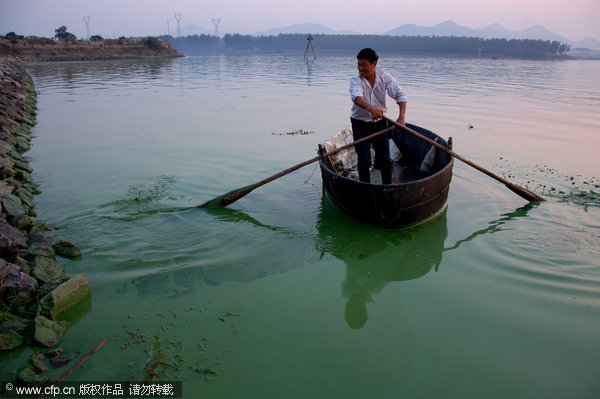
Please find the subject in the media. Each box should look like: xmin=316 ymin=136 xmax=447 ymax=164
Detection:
xmin=179 ymin=24 xmax=213 ymax=36
xmin=384 ymin=21 xmax=599 ymax=49
xmin=179 ymin=21 xmax=600 ymax=50
xmin=254 ymin=23 xmax=359 ymax=36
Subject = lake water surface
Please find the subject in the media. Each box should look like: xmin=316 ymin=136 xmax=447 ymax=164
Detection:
xmin=3 ymin=54 xmax=599 ymax=398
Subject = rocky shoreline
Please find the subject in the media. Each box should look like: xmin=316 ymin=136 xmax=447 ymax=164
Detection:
xmin=1 ymin=57 xmax=89 ymax=386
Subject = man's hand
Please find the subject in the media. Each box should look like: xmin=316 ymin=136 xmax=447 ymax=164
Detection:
xmin=369 ymin=106 xmax=384 ymax=120
xmin=354 ymin=96 xmax=384 ymax=121
xmin=396 ymin=116 xmax=406 ymax=126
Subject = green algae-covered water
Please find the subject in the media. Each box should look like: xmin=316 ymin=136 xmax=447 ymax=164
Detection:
xmin=3 ymin=54 xmax=599 ymax=398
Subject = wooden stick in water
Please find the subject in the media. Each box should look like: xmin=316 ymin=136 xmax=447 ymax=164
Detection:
xmin=36 ymin=338 xmax=109 ymax=399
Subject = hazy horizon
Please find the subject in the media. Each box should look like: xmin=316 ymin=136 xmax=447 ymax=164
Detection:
xmin=1 ymin=0 xmax=599 ymax=42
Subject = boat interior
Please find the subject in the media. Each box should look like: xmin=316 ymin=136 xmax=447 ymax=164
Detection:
xmin=321 ymin=127 xmax=450 ymax=185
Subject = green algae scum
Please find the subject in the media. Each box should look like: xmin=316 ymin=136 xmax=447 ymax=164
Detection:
xmin=1 ymin=54 xmax=599 ymax=398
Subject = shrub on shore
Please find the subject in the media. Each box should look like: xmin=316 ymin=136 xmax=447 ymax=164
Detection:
xmin=142 ymin=36 xmax=162 ymax=50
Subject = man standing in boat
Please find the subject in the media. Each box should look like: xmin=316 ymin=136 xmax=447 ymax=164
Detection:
xmin=350 ymin=48 xmax=407 ymax=184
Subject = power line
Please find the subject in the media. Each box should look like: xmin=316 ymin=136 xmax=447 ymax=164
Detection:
xmin=83 ymin=16 xmax=90 ymax=40
xmin=174 ymin=13 xmax=182 ymax=37
xmin=212 ymin=18 xmax=221 ymax=37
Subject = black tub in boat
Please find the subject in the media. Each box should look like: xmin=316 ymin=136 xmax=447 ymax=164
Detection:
xmin=318 ymin=123 xmax=453 ymax=228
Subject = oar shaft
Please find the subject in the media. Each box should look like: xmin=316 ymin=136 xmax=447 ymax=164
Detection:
xmin=222 ymin=126 xmax=396 ymax=203
xmin=201 ymin=125 xmax=396 ymax=207
xmin=383 ymin=116 xmax=544 ymax=202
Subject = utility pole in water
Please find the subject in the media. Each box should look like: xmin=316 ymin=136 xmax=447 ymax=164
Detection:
xmin=304 ymin=34 xmax=316 ymax=60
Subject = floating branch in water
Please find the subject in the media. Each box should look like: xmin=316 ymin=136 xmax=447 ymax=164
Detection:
xmin=143 ymin=345 xmax=181 ymax=383
xmin=271 ymin=129 xmax=314 ymax=136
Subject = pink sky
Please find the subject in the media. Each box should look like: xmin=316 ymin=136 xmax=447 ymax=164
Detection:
xmin=1 ymin=0 xmax=598 ymax=41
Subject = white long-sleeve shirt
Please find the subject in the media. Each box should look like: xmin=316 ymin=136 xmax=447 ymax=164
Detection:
xmin=349 ymin=67 xmax=407 ymax=122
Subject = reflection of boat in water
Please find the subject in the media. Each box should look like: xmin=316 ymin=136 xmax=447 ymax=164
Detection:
xmin=316 ymin=197 xmax=538 ymax=329
xmin=318 ymin=123 xmax=453 ymax=227
xmin=123 ymin=197 xmax=535 ymax=308
xmin=121 ymin=206 xmax=318 ymax=298
xmin=316 ymin=196 xmax=448 ymax=329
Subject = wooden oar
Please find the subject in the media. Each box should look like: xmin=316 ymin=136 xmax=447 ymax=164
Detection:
xmin=198 ymin=125 xmax=396 ymax=208
xmin=383 ymin=116 xmax=544 ymax=202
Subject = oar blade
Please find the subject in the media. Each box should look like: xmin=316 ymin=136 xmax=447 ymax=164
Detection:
xmin=383 ymin=116 xmax=545 ymax=203
xmin=198 ymin=184 xmax=257 ymax=208
xmin=505 ymin=182 xmax=545 ymax=202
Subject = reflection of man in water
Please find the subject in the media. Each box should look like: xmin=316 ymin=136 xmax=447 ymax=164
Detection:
xmin=343 ymin=268 xmax=388 ymax=329
xmin=315 ymin=198 xmax=448 ymax=330
xmin=339 ymin=231 xmax=445 ymax=329
xmin=345 ymin=295 xmax=368 ymax=329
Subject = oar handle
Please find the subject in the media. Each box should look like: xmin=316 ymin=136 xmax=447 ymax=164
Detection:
xmin=383 ymin=116 xmax=544 ymax=202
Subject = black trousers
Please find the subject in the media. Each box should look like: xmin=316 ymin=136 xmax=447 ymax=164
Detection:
xmin=350 ymin=118 xmax=392 ymax=184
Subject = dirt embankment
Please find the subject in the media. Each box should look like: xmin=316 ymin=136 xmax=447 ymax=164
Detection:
xmin=0 ymin=37 xmax=183 ymax=62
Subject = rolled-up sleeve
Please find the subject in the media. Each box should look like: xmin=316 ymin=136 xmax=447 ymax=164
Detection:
xmin=385 ymin=73 xmax=407 ymax=103
xmin=349 ymin=74 xmax=364 ymax=102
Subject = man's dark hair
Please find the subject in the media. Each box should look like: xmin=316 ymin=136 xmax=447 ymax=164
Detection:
xmin=356 ymin=48 xmax=378 ymax=63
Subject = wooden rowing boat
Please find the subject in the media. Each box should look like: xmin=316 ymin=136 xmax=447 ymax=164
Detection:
xmin=318 ymin=123 xmax=454 ymax=227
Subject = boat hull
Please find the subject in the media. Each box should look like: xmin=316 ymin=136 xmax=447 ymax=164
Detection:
xmin=319 ymin=123 xmax=453 ymax=228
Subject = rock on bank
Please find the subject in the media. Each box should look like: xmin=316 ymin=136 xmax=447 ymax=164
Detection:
xmin=0 ymin=57 xmax=89 ymax=384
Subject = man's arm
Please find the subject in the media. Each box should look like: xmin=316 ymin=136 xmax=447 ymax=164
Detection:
xmin=397 ymin=101 xmax=407 ymax=126
xmin=354 ymin=96 xmax=384 ymax=120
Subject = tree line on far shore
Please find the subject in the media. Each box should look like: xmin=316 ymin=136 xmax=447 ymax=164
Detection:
xmin=2 ymin=27 xmax=571 ymax=58
xmin=2 ymin=27 xmax=167 ymax=53
xmin=160 ymin=33 xmax=571 ymax=57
